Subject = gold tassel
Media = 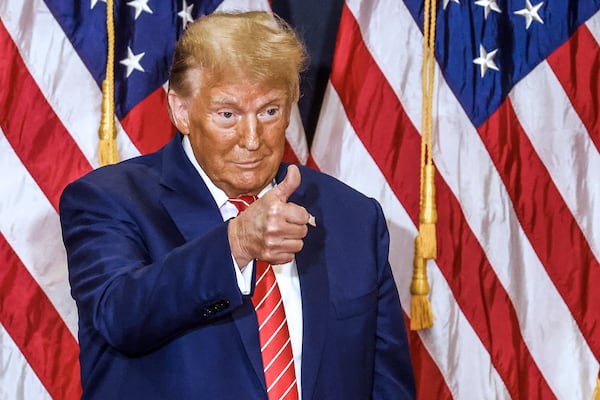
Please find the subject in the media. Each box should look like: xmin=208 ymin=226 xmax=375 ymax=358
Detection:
xmin=593 ymin=376 xmax=600 ymax=400
xmin=418 ymin=164 xmax=437 ymax=258
xmin=98 ymin=0 xmax=119 ymax=166
xmin=410 ymin=0 xmax=437 ymax=330
xmin=410 ymin=239 xmax=434 ymax=330
xmin=98 ymin=80 xmax=118 ymax=166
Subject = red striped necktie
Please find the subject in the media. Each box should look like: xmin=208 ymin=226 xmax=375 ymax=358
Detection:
xmin=229 ymin=196 xmax=299 ymax=400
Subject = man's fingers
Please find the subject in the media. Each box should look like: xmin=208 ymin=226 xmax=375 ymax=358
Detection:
xmin=274 ymin=164 xmax=301 ymax=202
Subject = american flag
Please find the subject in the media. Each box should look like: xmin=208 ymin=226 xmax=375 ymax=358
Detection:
xmin=1 ymin=0 xmax=599 ymax=398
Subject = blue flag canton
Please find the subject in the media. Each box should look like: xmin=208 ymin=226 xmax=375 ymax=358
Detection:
xmin=403 ymin=0 xmax=600 ymax=127
xmin=44 ymin=0 xmax=224 ymax=119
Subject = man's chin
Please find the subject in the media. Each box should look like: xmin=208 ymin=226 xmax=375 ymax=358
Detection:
xmin=226 ymin=174 xmax=272 ymax=196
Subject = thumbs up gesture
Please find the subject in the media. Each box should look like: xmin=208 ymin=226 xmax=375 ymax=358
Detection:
xmin=228 ymin=165 xmax=314 ymax=267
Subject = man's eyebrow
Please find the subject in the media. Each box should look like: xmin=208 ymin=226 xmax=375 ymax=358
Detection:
xmin=210 ymin=96 xmax=237 ymax=105
xmin=210 ymin=94 xmax=288 ymax=108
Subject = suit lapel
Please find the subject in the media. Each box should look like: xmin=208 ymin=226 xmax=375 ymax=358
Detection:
xmin=231 ymin=297 xmax=267 ymax=391
xmin=158 ymin=134 xmax=224 ymax=241
xmin=159 ymin=134 xmax=266 ymax=387
xmin=281 ymin=165 xmax=330 ymax=400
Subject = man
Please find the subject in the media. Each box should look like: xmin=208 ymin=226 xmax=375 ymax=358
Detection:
xmin=60 ymin=11 xmax=415 ymax=399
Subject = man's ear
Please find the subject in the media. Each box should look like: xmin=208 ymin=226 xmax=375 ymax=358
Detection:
xmin=167 ymin=91 xmax=190 ymax=134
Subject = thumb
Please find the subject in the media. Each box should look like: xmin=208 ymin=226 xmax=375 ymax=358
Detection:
xmin=275 ymin=164 xmax=301 ymax=202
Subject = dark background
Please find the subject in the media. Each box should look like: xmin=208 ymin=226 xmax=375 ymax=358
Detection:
xmin=272 ymin=0 xmax=345 ymax=146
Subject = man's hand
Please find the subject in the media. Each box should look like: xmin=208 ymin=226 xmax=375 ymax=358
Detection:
xmin=228 ymin=165 xmax=312 ymax=267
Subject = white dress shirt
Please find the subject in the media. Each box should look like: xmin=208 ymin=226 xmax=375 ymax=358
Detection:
xmin=182 ymin=136 xmax=303 ymax=395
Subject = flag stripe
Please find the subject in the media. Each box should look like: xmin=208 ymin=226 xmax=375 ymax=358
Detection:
xmin=479 ymin=100 xmax=600 ymax=359
xmin=511 ymin=59 xmax=600 ymax=264
xmin=120 ymin=87 xmax=176 ymax=155
xmin=0 ymin=132 xmax=78 ymax=337
xmin=546 ymin=25 xmax=600 ymax=154
xmin=330 ymin=3 xmax=556 ymax=398
xmin=0 ymin=323 xmax=51 ymax=400
xmin=431 ymin=59 xmax=598 ymax=398
xmin=0 ymin=20 xmax=92 ymax=210
xmin=432 ymin=87 xmax=595 ymax=398
xmin=0 ymin=233 xmax=81 ymax=400
xmin=405 ymin=325 xmax=453 ymax=400
xmin=338 ymin=0 xmax=600 ymax=397
xmin=312 ymin=83 xmax=509 ymax=399
xmin=0 ymin=0 xmax=140 ymax=169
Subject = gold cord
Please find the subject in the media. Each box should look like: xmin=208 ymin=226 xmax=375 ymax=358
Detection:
xmin=98 ymin=0 xmax=119 ymax=166
xmin=411 ymin=0 xmax=438 ymax=330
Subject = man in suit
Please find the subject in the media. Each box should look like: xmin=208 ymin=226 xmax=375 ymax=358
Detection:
xmin=60 ymin=11 xmax=415 ymax=399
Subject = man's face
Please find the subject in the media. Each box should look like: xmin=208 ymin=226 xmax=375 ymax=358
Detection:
xmin=170 ymin=72 xmax=291 ymax=198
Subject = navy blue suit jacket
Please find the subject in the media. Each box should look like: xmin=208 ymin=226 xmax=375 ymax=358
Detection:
xmin=59 ymin=134 xmax=415 ymax=399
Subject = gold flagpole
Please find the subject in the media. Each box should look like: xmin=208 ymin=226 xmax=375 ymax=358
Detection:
xmin=98 ymin=0 xmax=119 ymax=166
xmin=410 ymin=0 xmax=438 ymax=331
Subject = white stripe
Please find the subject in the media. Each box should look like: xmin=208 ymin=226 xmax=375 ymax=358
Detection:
xmin=259 ymin=299 xmax=284 ymax=331
xmin=0 ymin=323 xmax=52 ymax=400
xmin=286 ymin=105 xmax=309 ymax=164
xmin=261 ymin=318 xmax=287 ymax=353
xmin=264 ymin=337 xmax=291 ymax=372
xmin=586 ymin=10 xmax=600 ymax=46
xmin=0 ymin=130 xmax=78 ymax=338
xmin=277 ymin=379 xmax=297 ymax=400
xmin=0 ymin=0 xmax=141 ymax=166
xmin=229 ymin=198 xmax=253 ymax=209
xmin=313 ymin=83 xmax=510 ymax=399
xmin=254 ymin=278 xmax=278 ymax=311
xmin=216 ymin=0 xmax=270 ymax=12
xmin=255 ymin=265 xmax=270 ymax=287
xmin=267 ymin=358 xmax=295 ymax=393
xmin=343 ymin=0 xmax=599 ymax=397
xmin=510 ymin=60 xmax=600 ymax=263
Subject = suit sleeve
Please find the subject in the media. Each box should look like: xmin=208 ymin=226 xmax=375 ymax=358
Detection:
xmin=59 ymin=178 xmax=244 ymax=357
xmin=371 ymin=199 xmax=417 ymax=399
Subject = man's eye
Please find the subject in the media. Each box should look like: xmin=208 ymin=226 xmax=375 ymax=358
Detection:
xmin=266 ymin=108 xmax=278 ymax=116
xmin=221 ymin=111 xmax=233 ymax=119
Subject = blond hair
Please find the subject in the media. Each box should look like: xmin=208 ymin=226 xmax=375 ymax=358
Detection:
xmin=169 ymin=11 xmax=308 ymax=101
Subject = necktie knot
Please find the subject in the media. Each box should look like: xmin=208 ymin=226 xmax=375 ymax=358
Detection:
xmin=229 ymin=195 xmax=258 ymax=214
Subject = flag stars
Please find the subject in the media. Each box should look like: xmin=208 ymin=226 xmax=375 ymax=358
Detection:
xmin=90 ymin=0 xmax=106 ymax=9
xmin=127 ymin=0 xmax=153 ymax=20
xmin=514 ymin=1 xmax=544 ymax=29
xmin=473 ymin=44 xmax=499 ymax=78
xmin=443 ymin=0 xmax=460 ymax=10
xmin=120 ymin=46 xmax=145 ymax=78
xmin=474 ymin=0 xmax=502 ymax=19
xmin=178 ymin=0 xmax=194 ymax=30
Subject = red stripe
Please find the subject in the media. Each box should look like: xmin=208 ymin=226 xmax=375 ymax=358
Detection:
xmin=120 ymin=87 xmax=176 ymax=155
xmin=330 ymin=5 xmax=554 ymax=398
xmin=0 ymin=233 xmax=81 ymax=399
xmin=403 ymin=316 xmax=453 ymax=400
xmin=0 ymin=20 xmax=92 ymax=210
xmin=479 ymin=100 xmax=600 ymax=360
xmin=282 ymin=139 xmax=301 ymax=164
xmin=546 ymin=24 xmax=600 ymax=153
xmin=306 ymin=153 xmax=319 ymax=170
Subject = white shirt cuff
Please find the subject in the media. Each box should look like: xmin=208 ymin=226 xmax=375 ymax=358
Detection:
xmin=233 ymin=256 xmax=254 ymax=295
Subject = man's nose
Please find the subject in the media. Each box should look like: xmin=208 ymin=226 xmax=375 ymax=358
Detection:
xmin=240 ymin=115 xmax=261 ymax=150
